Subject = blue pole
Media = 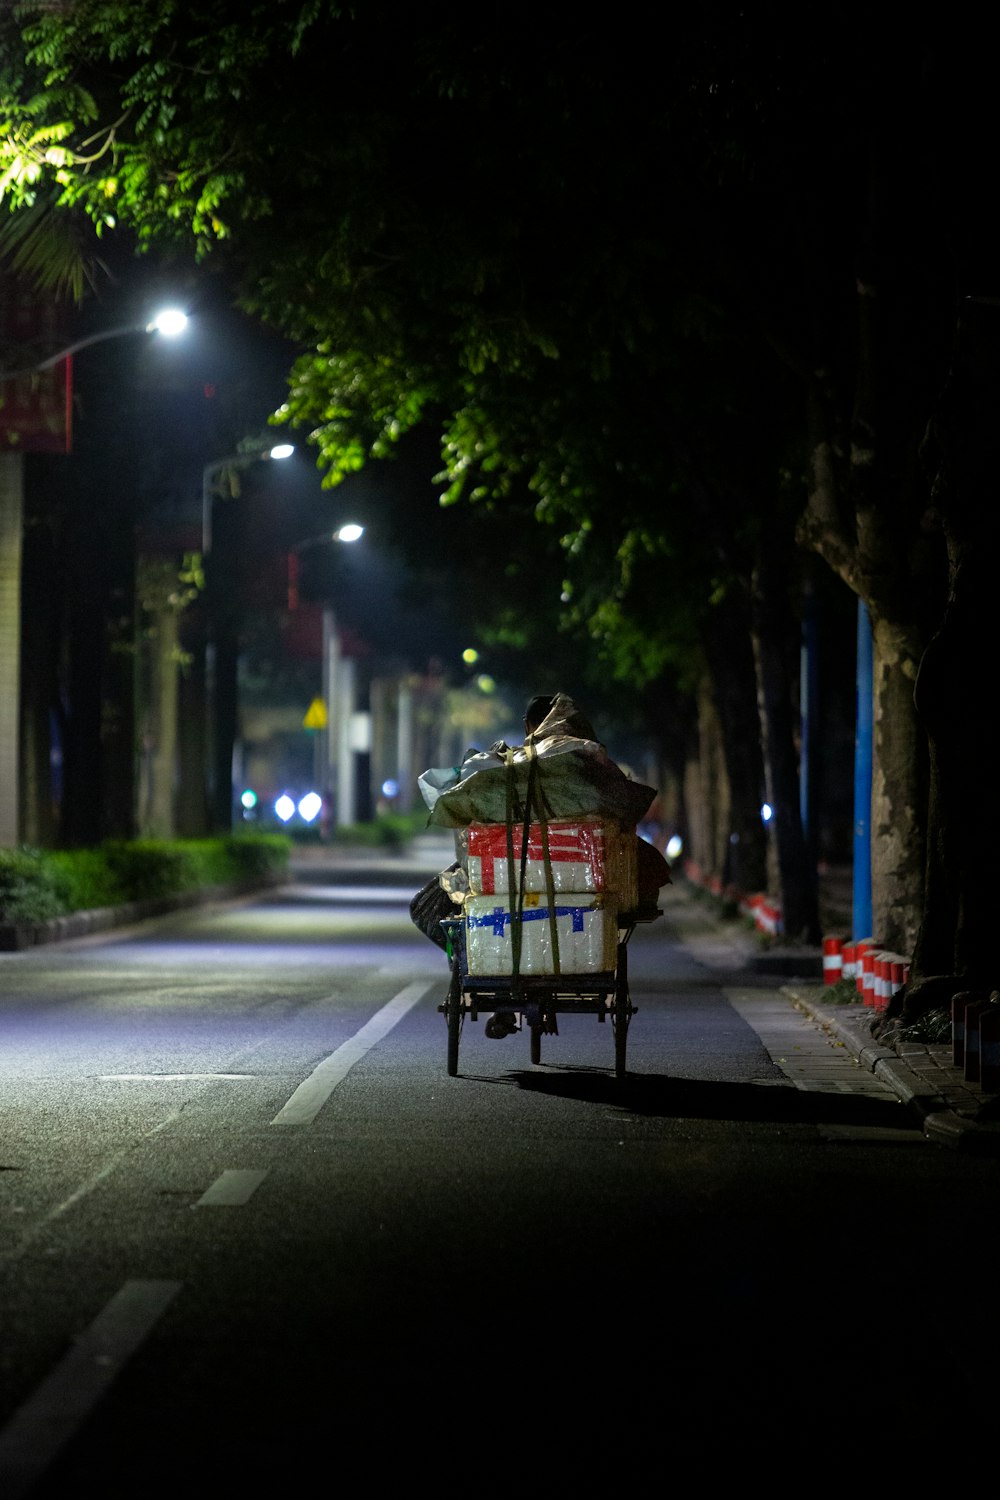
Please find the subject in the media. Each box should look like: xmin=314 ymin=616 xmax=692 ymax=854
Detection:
xmin=853 ymin=599 xmax=873 ymax=941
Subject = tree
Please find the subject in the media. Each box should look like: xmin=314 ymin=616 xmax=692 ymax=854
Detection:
xmin=4 ymin=5 xmax=900 ymax=959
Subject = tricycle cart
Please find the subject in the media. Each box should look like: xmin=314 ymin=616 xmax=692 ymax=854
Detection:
xmin=438 ymin=906 xmax=660 ymax=1079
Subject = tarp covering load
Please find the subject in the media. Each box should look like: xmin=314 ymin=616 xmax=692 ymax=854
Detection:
xmin=424 ymin=692 xmax=656 ymax=832
xmin=414 ymin=693 xmax=663 ymax=979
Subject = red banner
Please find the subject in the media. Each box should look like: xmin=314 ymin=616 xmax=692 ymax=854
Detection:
xmin=0 ymin=287 xmax=73 ymax=453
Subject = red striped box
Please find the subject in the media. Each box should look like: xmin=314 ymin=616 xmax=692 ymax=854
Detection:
xmin=463 ymin=820 xmax=637 ymax=907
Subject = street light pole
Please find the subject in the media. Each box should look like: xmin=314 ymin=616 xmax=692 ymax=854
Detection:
xmin=285 ymin=524 xmax=365 ymax=833
xmin=0 ymin=307 xmax=190 ymax=849
xmin=201 ymin=440 xmax=295 ymax=834
xmin=0 ymin=308 xmax=189 ymax=382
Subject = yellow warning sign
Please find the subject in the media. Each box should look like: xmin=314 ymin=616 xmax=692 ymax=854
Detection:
xmin=303 ymin=696 xmax=327 ymax=730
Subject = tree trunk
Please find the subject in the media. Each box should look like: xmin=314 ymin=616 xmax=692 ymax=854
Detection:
xmin=895 ymin=300 xmax=1000 ymax=1021
xmin=750 ymin=536 xmax=821 ymax=944
xmin=702 ymin=594 xmax=768 ymax=898
xmin=869 ymin=613 xmax=927 ymax=956
xmin=139 ymin=603 xmax=180 ymax=837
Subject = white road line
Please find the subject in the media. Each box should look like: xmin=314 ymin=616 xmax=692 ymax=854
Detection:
xmin=195 ymin=1169 xmax=267 ymax=1206
xmin=271 ymin=980 xmax=435 ymax=1125
xmin=0 ymin=1279 xmax=182 ymax=1496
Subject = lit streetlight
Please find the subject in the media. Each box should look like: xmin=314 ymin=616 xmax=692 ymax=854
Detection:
xmin=201 ymin=441 xmax=295 ymax=554
xmin=200 ymin=438 xmax=298 ymax=833
xmin=0 ymin=306 xmax=189 ymax=382
xmin=0 ymin=306 xmax=191 ymax=848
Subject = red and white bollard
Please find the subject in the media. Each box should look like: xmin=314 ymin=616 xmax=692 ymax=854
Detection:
xmin=842 ymin=942 xmax=857 ymax=985
xmin=873 ymin=952 xmax=890 ymax=1012
xmin=822 ymin=937 xmax=843 ymax=985
xmin=853 ymin=939 xmax=872 ymax=997
xmin=861 ymin=947 xmax=877 ymax=1008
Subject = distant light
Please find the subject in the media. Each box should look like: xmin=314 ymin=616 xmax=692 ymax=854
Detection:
xmin=761 ymin=803 xmax=773 ymax=823
xmin=240 ymin=788 xmax=258 ymax=810
xmin=298 ymin=791 xmax=323 ymax=823
xmin=462 ymin=648 xmax=479 ymax=665
xmin=268 ymin=443 xmax=295 ymax=460
xmin=476 ymin=675 xmax=496 ymax=693
xmin=149 ymin=308 xmax=188 ymax=337
xmin=381 ymin=779 xmax=399 ymax=799
xmin=666 ymin=834 xmax=683 ymax=860
xmin=275 ymin=793 xmax=296 ymax=822
xmin=334 ymin=522 xmax=364 ymax=543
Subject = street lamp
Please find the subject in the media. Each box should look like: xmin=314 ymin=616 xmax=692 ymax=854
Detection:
xmin=201 ymin=441 xmax=295 ymax=554
xmin=200 ymin=438 xmax=297 ymax=834
xmin=281 ymin=524 xmax=368 ymax=832
xmin=0 ymin=305 xmax=191 ymax=849
xmin=0 ymin=306 xmax=189 ymax=382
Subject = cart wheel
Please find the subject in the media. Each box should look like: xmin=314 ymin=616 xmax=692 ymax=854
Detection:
xmin=530 ymin=1024 xmax=542 ymax=1065
xmin=612 ymin=943 xmax=632 ymax=1078
xmin=445 ymin=966 xmax=463 ymax=1077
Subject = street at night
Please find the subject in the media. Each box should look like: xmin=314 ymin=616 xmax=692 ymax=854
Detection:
xmin=0 ymin=843 xmax=990 ymax=1486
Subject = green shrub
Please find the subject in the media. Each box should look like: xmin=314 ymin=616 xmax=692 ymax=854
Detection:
xmin=336 ymin=811 xmax=429 ymax=849
xmin=222 ymin=833 xmax=292 ymax=879
xmin=99 ymin=840 xmax=205 ymax=902
xmin=46 ymin=848 xmax=126 ymax=911
xmin=0 ymin=847 xmax=70 ymax=922
xmin=0 ymin=832 xmax=284 ymax=923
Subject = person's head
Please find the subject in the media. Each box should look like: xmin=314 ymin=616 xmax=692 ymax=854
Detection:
xmin=524 ymin=694 xmax=556 ymax=735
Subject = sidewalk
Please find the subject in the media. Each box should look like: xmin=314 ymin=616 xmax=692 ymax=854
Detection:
xmin=662 ymin=877 xmax=1000 ymax=1156
xmin=780 ymin=981 xmax=1000 ymax=1156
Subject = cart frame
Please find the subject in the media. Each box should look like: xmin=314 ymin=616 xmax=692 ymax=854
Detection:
xmin=437 ymin=907 xmax=660 ymax=1079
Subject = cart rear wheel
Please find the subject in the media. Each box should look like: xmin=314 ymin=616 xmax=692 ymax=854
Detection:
xmin=446 ymin=967 xmax=463 ymax=1076
xmin=530 ymin=1024 xmax=542 ymax=1065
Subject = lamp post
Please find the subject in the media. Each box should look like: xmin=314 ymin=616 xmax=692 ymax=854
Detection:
xmin=0 ymin=307 xmax=189 ymax=848
xmin=201 ymin=440 xmax=295 ymax=554
xmin=0 ymin=307 xmax=189 ymax=382
xmin=201 ymin=440 xmax=295 ymax=833
xmin=284 ymin=524 xmax=365 ymax=832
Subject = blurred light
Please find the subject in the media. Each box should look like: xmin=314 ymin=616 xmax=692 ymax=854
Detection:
xmin=149 ymin=308 xmax=188 ymax=337
xmin=476 ymin=675 xmax=496 ymax=693
xmin=240 ymin=788 xmax=258 ymax=810
xmin=298 ymin=791 xmax=323 ymax=823
xmin=334 ymin=522 xmax=364 ymax=543
xmin=462 ymin=648 xmax=479 ymax=665
xmin=268 ymin=443 xmax=295 ymax=460
xmin=275 ymin=793 xmax=296 ymax=822
xmin=666 ymin=834 xmax=683 ymax=860
xmin=381 ymin=779 xmax=399 ymax=798
xmin=761 ymin=803 xmax=773 ymax=823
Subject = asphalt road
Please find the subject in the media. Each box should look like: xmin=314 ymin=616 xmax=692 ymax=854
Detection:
xmin=0 ymin=846 xmax=993 ymax=1487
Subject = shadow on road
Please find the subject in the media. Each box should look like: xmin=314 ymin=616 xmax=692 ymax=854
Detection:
xmin=469 ymin=1063 xmax=921 ymax=1130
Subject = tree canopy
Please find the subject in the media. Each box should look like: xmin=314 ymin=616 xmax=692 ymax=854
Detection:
xmin=6 ymin=1 xmax=1000 ymax=995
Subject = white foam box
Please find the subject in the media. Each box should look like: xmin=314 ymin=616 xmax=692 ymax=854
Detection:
xmin=463 ymin=891 xmax=619 ymax=976
xmin=462 ymin=819 xmax=638 ymax=907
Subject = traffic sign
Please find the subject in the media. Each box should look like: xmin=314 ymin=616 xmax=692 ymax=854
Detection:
xmin=303 ymin=696 xmax=327 ymax=730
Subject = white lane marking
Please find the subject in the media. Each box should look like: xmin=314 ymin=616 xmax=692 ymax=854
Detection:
xmin=271 ymin=980 xmax=435 ymax=1125
xmin=195 ymin=1169 xmax=267 ymax=1206
xmin=0 ymin=1279 xmax=182 ymax=1495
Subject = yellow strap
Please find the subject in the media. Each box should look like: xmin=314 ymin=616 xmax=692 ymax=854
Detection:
xmin=528 ymin=752 xmax=560 ymax=975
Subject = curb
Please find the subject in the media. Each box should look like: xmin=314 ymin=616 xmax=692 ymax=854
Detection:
xmin=0 ymin=877 xmax=283 ymax=953
xmin=783 ymin=982 xmax=1000 ymax=1156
